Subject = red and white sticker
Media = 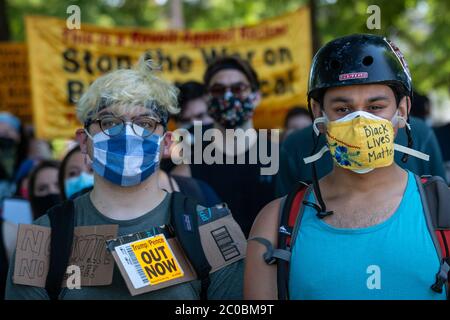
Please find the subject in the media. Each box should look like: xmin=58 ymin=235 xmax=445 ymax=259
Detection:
xmin=339 ymin=72 xmax=369 ymax=81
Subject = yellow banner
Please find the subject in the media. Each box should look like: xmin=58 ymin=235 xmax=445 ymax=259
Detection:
xmin=26 ymin=8 xmax=311 ymax=139
xmin=0 ymin=43 xmax=32 ymax=124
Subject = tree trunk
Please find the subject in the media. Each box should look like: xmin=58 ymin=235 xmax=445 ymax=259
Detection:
xmin=0 ymin=0 xmax=10 ymax=41
xmin=169 ymin=0 xmax=185 ymax=29
xmin=309 ymin=0 xmax=320 ymax=54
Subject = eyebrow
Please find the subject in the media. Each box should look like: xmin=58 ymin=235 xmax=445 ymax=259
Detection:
xmin=97 ymin=112 xmax=155 ymax=119
xmin=210 ymin=81 xmax=249 ymax=87
xmin=132 ymin=112 xmax=153 ymax=118
xmin=329 ymin=97 xmax=353 ymax=104
xmin=328 ymin=95 xmax=390 ymax=104
xmin=67 ymin=165 xmax=81 ymax=171
xmin=97 ymin=111 xmax=115 ymax=117
xmin=366 ymin=96 xmax=390 ymax=103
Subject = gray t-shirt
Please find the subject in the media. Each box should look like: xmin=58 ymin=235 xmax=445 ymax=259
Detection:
xmin=5 ymin=192 xmax=244 ymax=300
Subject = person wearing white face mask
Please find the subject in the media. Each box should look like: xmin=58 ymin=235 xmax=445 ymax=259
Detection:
xmin=244 ymin=34 xmax=450 ymax=300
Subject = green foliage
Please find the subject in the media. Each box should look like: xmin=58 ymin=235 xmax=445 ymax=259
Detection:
xmin=4 ymin=0 xmax=450 ymax=92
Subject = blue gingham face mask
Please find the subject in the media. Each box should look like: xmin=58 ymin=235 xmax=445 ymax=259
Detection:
xmin=85 ymin=125 xmax=162 ymax=187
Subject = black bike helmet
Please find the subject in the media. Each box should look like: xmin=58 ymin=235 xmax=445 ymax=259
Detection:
xmin=306 ymin=34 xmax=414 ymax=220
xmin=308 ymin=34 xmax=412 ymax=101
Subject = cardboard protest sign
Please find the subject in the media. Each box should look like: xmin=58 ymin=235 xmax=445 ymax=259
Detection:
xmin=13 ymin=225 xmax=50 ymax=287
xmin=13 ymin=224 xmax=118 ymax=288
xmin=64 ymin=224 xmax=119 ymax=286
xmin=197 ymin=207 xmax=247 ymax=273
xmin=107 ymin=228 xmax=196 ymax=296
xmin=25 ymin=7 xmax=312 ymax=139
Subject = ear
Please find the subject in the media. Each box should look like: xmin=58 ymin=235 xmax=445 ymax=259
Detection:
xmin=310 ymin=98 xmax=326 ymax=134
xmin=397 ymin=96 xmax=411 ymax=129
xmin=76 ymin=128 xmax=88 ymax=154
xmin=162 ymin=132 xmax=173 ymax=159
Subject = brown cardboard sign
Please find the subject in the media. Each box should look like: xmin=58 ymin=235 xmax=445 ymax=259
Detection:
xmin=198 ymin=214 xmax=247 ymax=273
xmin=13 ymin=224 xmax=118 ymax=288
xmin=13 ymin=224 xmax=50 ymax=287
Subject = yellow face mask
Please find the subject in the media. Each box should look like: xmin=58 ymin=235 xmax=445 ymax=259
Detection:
xmin=304 ymin=111 xmax=430 ymax=174
xmin=326 ymin=112 xmax=395 ymax=173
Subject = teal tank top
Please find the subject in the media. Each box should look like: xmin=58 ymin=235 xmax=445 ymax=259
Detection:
xmin=289 ymin=170 xmax=445 ymax=300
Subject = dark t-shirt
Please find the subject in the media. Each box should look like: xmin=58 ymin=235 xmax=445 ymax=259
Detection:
xmin=434 ymin=124 xmax=450 ymax=161
xmin=171 ymin=175 xmax=221 ymax=207
xmin=5 ymin=192 xmax=244 ymax=300
xmin=190 ymin=137 xmax=277 ymax=237
xmin=433 ymin=123 xmax=450 ymax=184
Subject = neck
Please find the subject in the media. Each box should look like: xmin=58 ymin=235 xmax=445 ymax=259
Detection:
xmin=90 ymin=173 xmax=166 ymax=220
xmin=323 ymin=163 xmax=406 ymax=195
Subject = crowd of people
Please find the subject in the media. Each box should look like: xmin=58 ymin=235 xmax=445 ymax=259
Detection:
xmin=0 ymin=33 xmax=449 ymax=300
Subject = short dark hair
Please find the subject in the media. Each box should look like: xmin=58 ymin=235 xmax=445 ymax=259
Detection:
xmin=58 ymin=145 xmax=81 ymax=201
xmin=284 ymin=106 xmax=312 ymax=127
xmin=176 ymin=81 xmax=206 ymax=119
xmin=203 ymin=56 xmax=259 ymax=91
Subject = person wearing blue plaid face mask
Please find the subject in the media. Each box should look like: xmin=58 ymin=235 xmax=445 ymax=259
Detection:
xmin=75 ymin=101 xmax=174 ymax=221
xmin=83 ymin=111 xmax=165 ymax=187
xmin=6 ymin=55 xmax=246 ymax=301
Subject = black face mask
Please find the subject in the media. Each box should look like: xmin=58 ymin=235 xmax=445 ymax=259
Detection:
xmin=32 ymin=194 xmax=61 ymax=219
xmin=0 ymin=137 xmax=18 ymax=180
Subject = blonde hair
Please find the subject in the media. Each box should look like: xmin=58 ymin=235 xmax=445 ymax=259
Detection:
xmin=76 ymin=54 xmax=179 ymax=125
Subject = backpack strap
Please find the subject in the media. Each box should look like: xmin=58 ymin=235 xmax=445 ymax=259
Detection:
xmin=247 ymin=182 xmax=310 ymax=299
xmin=169 ymin=192 xmax=212 ymax=300
xmin=417 ymin=175 xmax=450 ymax=299
xmin=45 ymin=200 xmax=75 ymax=300
xmin=277 ymin=181 xmax=310 ymax=300
xmin=249 ymin=236 xmax=292 ymax=265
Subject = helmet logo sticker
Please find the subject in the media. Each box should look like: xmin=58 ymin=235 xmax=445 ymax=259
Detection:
xmin=339 ymin=72 xmax=368 ymax=81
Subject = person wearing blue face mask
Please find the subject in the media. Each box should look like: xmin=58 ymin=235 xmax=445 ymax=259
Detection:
xmin=6 ymin=55 xmax=246 ymax=300
xmin=58 ymin=145 xmax=94 ymax=201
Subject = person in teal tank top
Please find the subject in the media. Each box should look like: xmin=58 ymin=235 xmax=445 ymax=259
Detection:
xmin=289 ymin=170 xmax=445 ymax=300
xmin=244 ymin=34 xmax=447 ymax=300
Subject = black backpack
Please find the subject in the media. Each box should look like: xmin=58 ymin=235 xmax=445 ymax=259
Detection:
xmin=253 ymin=175 xmax=450 ymax=300
xmin=45 ymin=192 xmax=212 ymax=300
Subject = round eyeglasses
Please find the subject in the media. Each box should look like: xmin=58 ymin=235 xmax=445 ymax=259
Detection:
xmin=85 ymin=115 xmax=162 ymax=137
xmin=208 ymin=82 xmax=250 ymax=98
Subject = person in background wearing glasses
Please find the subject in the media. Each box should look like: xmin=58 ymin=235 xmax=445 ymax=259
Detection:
xmin=159 ymin=81 xmax=214 ymax=173
xmin=175 ymin=81 xmax=214 ymax=130
xmin=172 ymin=56 xmax=277 ymax=237
xmin=5 ymin=55 xmax=245 ymax=300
